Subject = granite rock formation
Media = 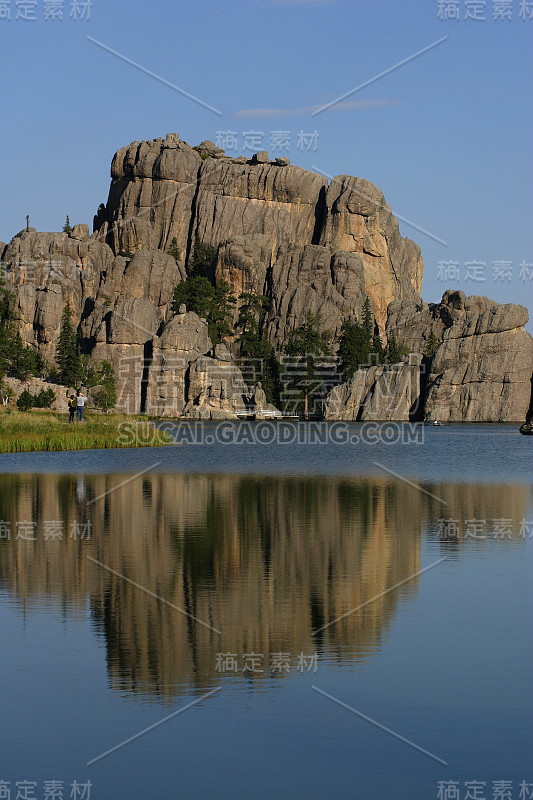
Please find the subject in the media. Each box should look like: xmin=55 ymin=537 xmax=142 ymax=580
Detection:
xmin=93 ymin=133 xmax=423 ymax=338
xmin=325 ymin=356 xmax=423 ymax=422
xmin=0 ymin=229 xmax=251 ymax=417
xmin=423 ymin=293 xmax=533 ymax=422
xmin=327 ymin=290 xmax=533 ymax=423
xmin=1 ymin=133 xmax=531 ymax=422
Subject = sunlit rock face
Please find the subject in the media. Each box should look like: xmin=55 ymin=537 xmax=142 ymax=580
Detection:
xmin=93 ymin=134 xmax=424 ymax=341
xmin=2 ymin=136 xmax=530 ymax=422
xmin=328 ymin=292 xmax=533 ymax=423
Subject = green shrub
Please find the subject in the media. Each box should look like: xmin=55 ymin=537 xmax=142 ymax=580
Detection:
xmin=33 ymin=387 xmax=56 ymax=408
xmin=16 ymin=389 xmax=34 ymax=411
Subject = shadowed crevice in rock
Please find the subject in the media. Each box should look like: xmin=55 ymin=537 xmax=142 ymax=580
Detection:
xmin=140 ymin=340 xmax=153 ymax=414
xmin=184 ymin=162 xmax=204 ymax=274
xmin=311 ymin=184 xmax=327 ymax=246
xmin=525 ymin=376 xmax=533 ymax=424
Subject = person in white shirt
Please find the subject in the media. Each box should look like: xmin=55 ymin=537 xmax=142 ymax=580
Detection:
xmin=76 ymin=390 xmax=88 ymax=422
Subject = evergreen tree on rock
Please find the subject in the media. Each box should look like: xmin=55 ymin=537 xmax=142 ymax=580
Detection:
xmin=56 ymin=300 xmax=82 ymax=386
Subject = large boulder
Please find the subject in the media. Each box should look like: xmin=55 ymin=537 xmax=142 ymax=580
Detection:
xmin=318 ymin=175 xmax=423 ymax=331
xmin=89 ymin=297 xmax=161 ymax=414
xmin=97 ymin=249 xmax=186 ymax=320
xmin=97 ymin=136 xmax=203 ymax=259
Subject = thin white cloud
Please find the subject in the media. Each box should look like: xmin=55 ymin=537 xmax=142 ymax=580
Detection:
xmin=268 ymin=0 xmax=334 ymax=5
xmin=231 ymin=99 xmax=402 ymax=118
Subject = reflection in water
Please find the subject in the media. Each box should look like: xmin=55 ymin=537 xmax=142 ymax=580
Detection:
xmin=0 ymin=473 xmax=529 ymax=701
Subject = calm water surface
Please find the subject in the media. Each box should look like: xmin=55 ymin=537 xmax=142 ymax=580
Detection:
xmin=1 ymin=424 xmax=531 ymax=799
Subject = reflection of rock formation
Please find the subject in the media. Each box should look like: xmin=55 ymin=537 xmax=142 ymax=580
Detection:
xmin=0 ymin=473 xmax=529 ymax=700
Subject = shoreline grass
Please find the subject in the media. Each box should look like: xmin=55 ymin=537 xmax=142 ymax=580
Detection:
xmin=0 ymin=409 xmax=172 ymax=453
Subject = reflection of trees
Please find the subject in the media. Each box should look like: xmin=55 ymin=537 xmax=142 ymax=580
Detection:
xmin=0 ymin=473 xmax=529 ymax=700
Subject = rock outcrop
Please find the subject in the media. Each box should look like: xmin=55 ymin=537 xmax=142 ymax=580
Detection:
xmin=250 ymin=381 xmax=281 ymax=419
xmin=325 ymin=356 xmax=422 ymax=422
xmin=4 ymin=377 xmax=71 ymax=412
xmin=2 ymin=229 xmax=113 ymax=358
xmin=328 ymin=291 xmax=533 ymax=423
xmin=93 ymin=133 xmax=423 ymax=339
xmin=0 ymin=228 xmax=251 ymax=417
xmin=423 ymin=293 xmax=533 ymax=422
xmin=1 ymin=133 xmax=531 ymax=422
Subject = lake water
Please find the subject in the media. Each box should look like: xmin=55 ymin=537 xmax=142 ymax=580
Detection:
xmin=1 ymin=423 xmax=532 ymax=799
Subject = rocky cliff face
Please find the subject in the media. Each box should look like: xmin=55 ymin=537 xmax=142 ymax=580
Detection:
xmin=0 ymin=223 xmax=277 ymax=417
xmin=423 ymin=292 xmax=533 ymax=422
xmin=93 ymin=133 xmax=423 ymax=338
xmin=325 ymin=356 xmax=423 ymax=422
xmin=327 ymin=290 xmax=533 ymax=423
xmin=1 ymin=133 xmax=531 ymax=422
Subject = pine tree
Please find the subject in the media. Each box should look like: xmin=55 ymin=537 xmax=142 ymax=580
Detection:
xmin=8 ymin=330 xmax=40 ymax=380
xmin=167 ymin=236 xmax=181 ymax=264
xmin=209 ymin=280 xmax=237 ymax=343
xmin=371 ymin=333 xmax=386 ymax=364
xmin=285 ymin=311 xmax=330 ymax=417
xmin=238 ymin=335 xmax=281 ymax=407
xmin=189 ymin=235 xmax=217 ymax=277
xmin=237 ymin=291 xmax=269 ymax=341
xmin=386 ymin=332 xmax=400 ymax=364
xmin=0 ymin=272 xmax=40 ymax=380
xmin=424 ymin=329 xmax=440 ymax=359
xmin=338 ymin=319 xmax=371 ymax=380
xmin=63 ymin=215 xmax=73 ymax=235
xmin=96 ymin=361 xmax=117 ymax=411
xmin=172 ymin=276 xmax=215 ymax=319
xmin=0 ymin=269 xmax=14 ymax=378
xmin=362 ymin=297 xmax=374 ymax=339
xmin=16 ymin=389 xmax=34 ymax=411
xmin=386 ymin=332 xmax=409 ymax=364
xmin=56 ymin=301 xmax=82 ymax=386
xmin=171 ymin=276 xmax=236 ymax=344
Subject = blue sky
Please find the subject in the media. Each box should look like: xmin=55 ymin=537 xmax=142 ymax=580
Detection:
xmin=1 ymin=0 xmax=531 ymax=311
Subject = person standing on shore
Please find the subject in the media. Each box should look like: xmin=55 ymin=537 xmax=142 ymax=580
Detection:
xmin=68 ymin=394 xmax=76 ymax=423
xmin=76 ymin=389 xmax=88 ymax=422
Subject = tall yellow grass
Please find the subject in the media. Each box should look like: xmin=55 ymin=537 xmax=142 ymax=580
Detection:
xmin=0 ymin=409 xmax=171 ymax=453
